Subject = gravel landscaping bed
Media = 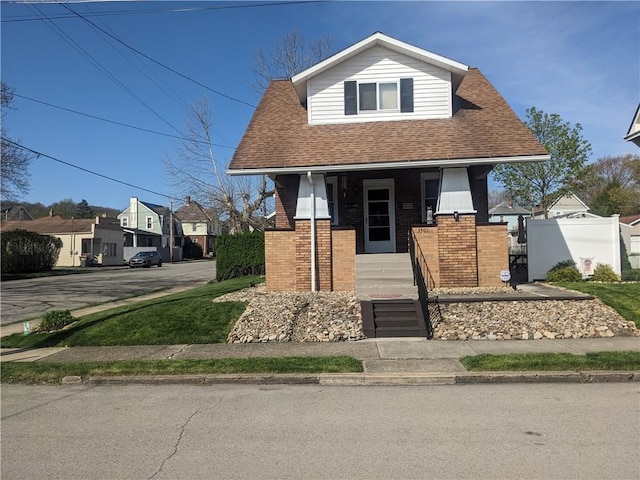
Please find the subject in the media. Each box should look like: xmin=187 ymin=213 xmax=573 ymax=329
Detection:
xmin=218 ymin=285 xmax=638 ymax=343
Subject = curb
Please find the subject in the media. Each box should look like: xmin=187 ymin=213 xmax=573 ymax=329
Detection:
xmin=73 ymin=370 xmax=640 ymax=386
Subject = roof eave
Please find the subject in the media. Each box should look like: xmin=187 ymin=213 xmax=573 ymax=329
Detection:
xmin=227 ymin=154 xmax=550 ymax=176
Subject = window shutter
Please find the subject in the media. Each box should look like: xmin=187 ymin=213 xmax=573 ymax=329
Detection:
xmin=400 ymin=78 xmax=414 ymax=113
xmin=344 ymin=81 xmax=357 ymax=115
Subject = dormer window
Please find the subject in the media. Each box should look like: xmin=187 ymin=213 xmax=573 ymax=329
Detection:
xmin=345 ymin=78 xmax=413 ymax=115
xmin=359 ymin=82 xmax=398 ymax=111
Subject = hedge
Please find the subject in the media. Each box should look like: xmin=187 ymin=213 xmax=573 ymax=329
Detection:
xmin=215 ymin=231 xmax=265 ymax=281
xmin=1 ymin=229 xmax=62 ymax=273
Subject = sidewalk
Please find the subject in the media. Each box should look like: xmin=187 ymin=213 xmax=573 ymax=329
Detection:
xmin=2 ymin=337 xmax=639 ymax=385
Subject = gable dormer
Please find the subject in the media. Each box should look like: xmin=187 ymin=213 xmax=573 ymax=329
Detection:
xmin=292 ymin=32 xmax=468 ymax=126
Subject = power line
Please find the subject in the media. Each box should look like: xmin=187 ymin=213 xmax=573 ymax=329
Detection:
xmin=2 ymin=138 xmax=183 ymax=202
xmin=28 ymin=4 xmax=182 ymax=134
xmin=58 ymin=3 xmax=257 ymax=109
xmin=13 ymin=93 xmax=236 ymax=150
xmin=3 ymin=1 xmax=327 ymax=22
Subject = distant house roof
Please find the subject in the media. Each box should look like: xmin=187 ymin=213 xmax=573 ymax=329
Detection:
xmin=547 ymin=193 xmax=590 ymax=212
xmin=1 ymin=204 xmax=34 ymax=222
xmin=139 ymin=201 xmax=170 ymax=216
xmin=175 ymin=197 xmax=214 ymax=223
xmin=620 ymin=214 xmax=640 ymax=226
xmin=1 ymin=215 xmax=121 ymax=234
xmin=229 ymin=69 xmax=549 ymax=175
xmin=489 ymin=201 xmax=530 ymax=216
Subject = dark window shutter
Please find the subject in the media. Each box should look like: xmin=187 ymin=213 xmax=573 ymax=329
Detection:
xmin=400 ymin=78 xmax=414 ymax=113
xmin=344 ymin=81 xmax=357 ymax=115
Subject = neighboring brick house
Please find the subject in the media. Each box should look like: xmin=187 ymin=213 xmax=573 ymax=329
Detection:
xmin=1 ymin=214 xmax=124 ymax=267
xmin=228 ymin=32 xmax=549 ymax=292
xmin=175 ymin=196 xmax=218 ymax=257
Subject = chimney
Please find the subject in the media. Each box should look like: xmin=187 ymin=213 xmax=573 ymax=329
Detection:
xmin=186 ymin=196 xmax=191 ymax=205
xmin=49 ymin=209 xmax=54 ymax=217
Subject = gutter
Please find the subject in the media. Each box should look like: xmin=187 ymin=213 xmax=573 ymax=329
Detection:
xmin=227 ymin=154 xmax=551 ymax=176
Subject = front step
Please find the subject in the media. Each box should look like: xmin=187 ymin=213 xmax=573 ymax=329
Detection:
xmin=361 ymin=300 xmax=428 ymax=338
xmin=356 ymin=253 xmax=418 ymax=300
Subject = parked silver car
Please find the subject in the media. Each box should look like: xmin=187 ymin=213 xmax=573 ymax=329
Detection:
xmin=129 ymin=251 xmax=162 ymax=268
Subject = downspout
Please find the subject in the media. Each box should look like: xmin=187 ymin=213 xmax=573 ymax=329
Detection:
xmin=308 ymin=171 xmax=316 ymax=292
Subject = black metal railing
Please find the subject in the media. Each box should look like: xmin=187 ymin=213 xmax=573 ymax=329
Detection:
xmin=408 ymin=228 xmax=442 ymax=339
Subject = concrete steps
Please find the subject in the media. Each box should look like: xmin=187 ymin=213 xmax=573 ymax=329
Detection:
xmin=361 ymin=300 xmax=428 ymax=338
xmin=356 ymin=253 xmax=418 ymax=300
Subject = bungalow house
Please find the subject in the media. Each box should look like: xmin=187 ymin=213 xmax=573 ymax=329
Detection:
xmin=228 ymin=32 xmax=549 ymax=293
xmin=117 ymin=197 xmax=183 ymax=261
xmin=175 ymin=196 xmax=219 ymax=257
xmin=1 ymin=214 xmax=124 ymax=267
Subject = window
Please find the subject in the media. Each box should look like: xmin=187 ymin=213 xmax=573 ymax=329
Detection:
xmin=146 ymin=216 xmax=153 ymax=229
xmin=326 ymin=177 xmax=338 ymax=225
xmin=121 ymin=217 xmax=128 ymax=227
xmin=345 ymin=78 xmax=413 ymax=115
xmin=358 ymin=82 xmax=397 ymax=111
xmin=421 ymin=172 xmax=440 ymax=223
xmin=103 ymin=243 xmax=117 ymax=257
xmin=631 ymin=235 xmax=640 ymax=254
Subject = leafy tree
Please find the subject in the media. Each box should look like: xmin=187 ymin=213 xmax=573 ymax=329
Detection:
xmin=579 ymin=154 xmax=640 ymax=216
xmin=492 ymin=107 xmax=592 ymax=215
xmin=1 ymin=82 xmax=34 ymax=201
xmin=75 ymin=199 xmax=95 ymax=218
xmin=251 ymin=29 xmax=332 ymax=95
xmin=49 ymin=198 xmax=76 ymax=218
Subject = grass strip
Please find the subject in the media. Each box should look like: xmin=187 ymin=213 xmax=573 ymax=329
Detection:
xmin=1 ymin=276 xmax=263 ymax=349
xmin=556 ymin=282 xmax=640 ymax=328
xmin=460 ymin=351 xmax=640 ymax=371
xmin=1 ymin=356 xmax=364 ymax=384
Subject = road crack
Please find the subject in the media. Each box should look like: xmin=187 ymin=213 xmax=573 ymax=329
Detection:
xmin=149 ymin=409 xmax=199 ymax=479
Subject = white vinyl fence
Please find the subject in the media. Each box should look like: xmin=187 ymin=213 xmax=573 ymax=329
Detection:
xmin=527 ymin=216 xmax=621 ymax=282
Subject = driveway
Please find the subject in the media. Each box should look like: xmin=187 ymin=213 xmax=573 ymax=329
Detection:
xmin=0 ymin=260 xmax=216 ymax=325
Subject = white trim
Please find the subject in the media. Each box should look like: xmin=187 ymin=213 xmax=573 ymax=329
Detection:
xmin=325 ymin=176 xmax=339 ymax=225
xmin=227 ymin=154 xmax=551 ymax=176
xmin=292 ymin=32 xmax=468 ymax=86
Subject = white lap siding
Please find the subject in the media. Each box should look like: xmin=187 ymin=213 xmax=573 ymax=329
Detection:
xmin=307 ymin=45 xmax=452 ymax=125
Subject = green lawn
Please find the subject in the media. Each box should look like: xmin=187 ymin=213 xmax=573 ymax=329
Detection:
xmin=0 ymin=276 xmax=263 ymax=349
xmin=557 ymin=282 xmax=640 ymax=328
xmin=0 ymin=356 xmax=364 ymax=384
xmin=461 ymin=351 xmax=640 ymax=371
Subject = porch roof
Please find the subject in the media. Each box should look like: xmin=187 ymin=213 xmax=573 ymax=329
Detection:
xmin=228 ymin=68 xmax=549 ymax=175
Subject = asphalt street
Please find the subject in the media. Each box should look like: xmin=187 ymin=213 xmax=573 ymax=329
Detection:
xmin=2 ymin=383 xmax=639 ymax=479
xmin=0 ymin=260 xmax=216 ymax=325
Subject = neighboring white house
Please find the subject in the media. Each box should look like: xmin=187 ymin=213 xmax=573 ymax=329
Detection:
xmin=532 ymin=193 xmax=590 ymax=219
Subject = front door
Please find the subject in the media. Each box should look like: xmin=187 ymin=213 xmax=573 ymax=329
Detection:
xmin=364 ymin=179 xmax=396 ymax=253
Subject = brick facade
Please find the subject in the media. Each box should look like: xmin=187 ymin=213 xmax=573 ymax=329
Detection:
xmin=265 ymin=221 xmax=356 ymax=292
xmin=411 ymin=218 xmax=508 ymax=288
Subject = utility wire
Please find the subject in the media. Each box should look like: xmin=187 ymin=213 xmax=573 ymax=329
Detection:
xmin=59 ymin=3 xmax=257 ymax=109
xmin=13 ymin=93 xmax=236 ymax=150
xmin=28 ymin=4 xmax=182 ymax=134
xmin=2 ymin=138 xmax=183 ymax=202
xmin=3 ymin=1 xmax=326 ymax=22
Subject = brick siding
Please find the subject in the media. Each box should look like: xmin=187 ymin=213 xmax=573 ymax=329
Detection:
xmin=477 ymin=223 xmax=509 ymax=287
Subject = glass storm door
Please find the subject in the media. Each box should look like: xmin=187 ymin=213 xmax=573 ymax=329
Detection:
xmin=364 ymin=179 xmax=395 ymax=253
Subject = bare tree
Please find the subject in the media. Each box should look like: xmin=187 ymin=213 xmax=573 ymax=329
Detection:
xmin=1 ymin=82 xmax=33 ymax=201
xmin=165 ymin=96 xmax=273 ymax=233
xmin=251 ymin=29 xmax=332 ymax=95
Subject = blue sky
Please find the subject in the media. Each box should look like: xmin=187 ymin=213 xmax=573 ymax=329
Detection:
xmin=2 ymin=1 xmax=638 ymax=212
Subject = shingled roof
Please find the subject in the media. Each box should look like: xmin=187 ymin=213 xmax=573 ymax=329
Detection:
xmin=1 ymin=215 xmax=122 ymax=234
xmin=229 ymin=68 xmax=548 ymax=174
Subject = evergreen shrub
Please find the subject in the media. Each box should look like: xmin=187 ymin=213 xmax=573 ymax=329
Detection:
xmin=36 ymin=310 xmax=76 ymax=332
xmin=592 ymin=263 xmax=619 ymax=282
xmin=215 ymin=231 xmax=265 ymax=281
xmin=1 ymin=229 xmax=62 ymax=274
xmin=546 ymin=259 xmax=582 ymax=282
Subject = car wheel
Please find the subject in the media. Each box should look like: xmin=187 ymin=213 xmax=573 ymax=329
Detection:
xmin=145 ymin=261 xmax=151 ymax=268
xmin=158 ymin=260 xmax=162 ymax=267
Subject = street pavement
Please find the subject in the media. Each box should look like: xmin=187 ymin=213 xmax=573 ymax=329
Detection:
xmin=1 ymin=277 xmax=639 ymax=385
